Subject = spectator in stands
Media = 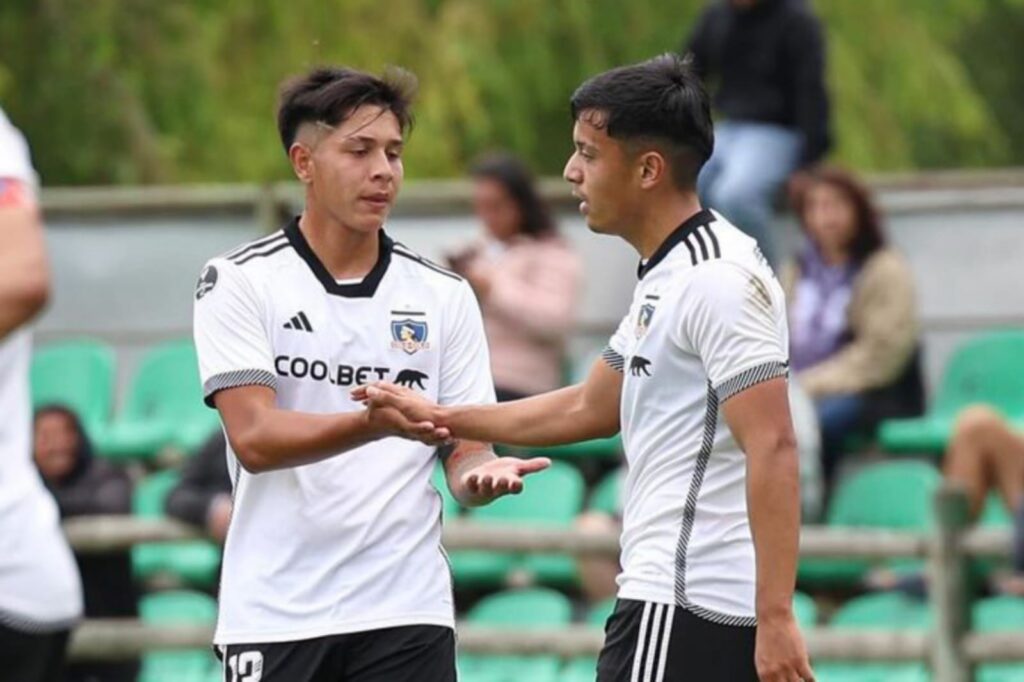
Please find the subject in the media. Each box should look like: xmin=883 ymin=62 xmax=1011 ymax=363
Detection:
xmin=783 ymin=167 xmax=920 ymax=486
xmin=165 ymin=430 xmax=232 ymax=543
xmin=685 ymin=0 xmax=831 ymax=265
xmin=445 ymin=153 xmax=582 ymax=402
xmin=869 ymin=406 xmax=1024 ymax=596
xmin=32 ymin=404 xmax=139 ymax=682
xmin=944 ymin=406 xmax=1024 ymax=595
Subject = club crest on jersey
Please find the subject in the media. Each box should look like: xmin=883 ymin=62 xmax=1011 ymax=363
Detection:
xmin=635 ymin=303 xmax=656 ymax=338
xmin=195 ymin=265 xmax=218 ymax=300
xmin=390 ymin=319 xmax=430 ymax=355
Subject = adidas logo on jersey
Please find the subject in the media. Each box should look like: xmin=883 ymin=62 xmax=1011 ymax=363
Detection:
xmin=283 ymin=311 xmax=313 ymax=332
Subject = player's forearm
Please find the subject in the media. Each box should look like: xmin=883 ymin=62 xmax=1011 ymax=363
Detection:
xmin=0 ymin=208 xmax=50 ymax=339
xmin=441 ymin=384 xmax=616 ymax=447
xmin=746 ymin=431 xmax=802 ymax=622
xmin=228 ymin=408 xmax=384 ymax=473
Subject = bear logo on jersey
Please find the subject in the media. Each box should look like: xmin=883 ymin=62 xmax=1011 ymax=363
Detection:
xmin=635 ymin=303 xmax=655 ymax=338
xmin=394 ymin=369 xmax=428 ymax=390
xmin=390 ymin=319 xmax=431 ymax=355
xmin=629 ymin=356 xmax=652 ymax=377
xmin=195 ymin=265 xmax=218 ymax=300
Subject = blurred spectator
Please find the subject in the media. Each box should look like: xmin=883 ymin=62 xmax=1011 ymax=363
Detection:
xmin=33 ymin=405 xmax=139 ymax=682
xmin=685 ymin=0 xmax=831 ymax=265
xmin=783 ymin=167 xmax=921 ymax=485
xmin=944 ymin=406 xmax=1024 ymax=595
xmin=869 ymin=406 xmax=1024 ymax=596
xmin=575 ymin=506 xmax=622 ymax=606
xmin=446 ymin=153 xmax=582 ymax=401
xmin=166 ymin=430 xmax=232 ymax=543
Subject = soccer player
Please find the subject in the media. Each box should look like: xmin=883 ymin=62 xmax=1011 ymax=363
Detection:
xmin=0 ymin=108 xmax=83 ymax=681
xmin=356 ymin=55 xmax=814 ymax=682
xmin=193 ymin=67 xmax=549 ymax=682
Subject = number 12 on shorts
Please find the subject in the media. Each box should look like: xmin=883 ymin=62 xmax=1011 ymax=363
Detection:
xmin=227 ymin=651 xmax=263 ymax=682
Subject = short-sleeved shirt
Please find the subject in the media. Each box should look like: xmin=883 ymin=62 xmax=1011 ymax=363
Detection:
xmin=193 ymin=217 xmax=495 ymax=645
xmin=0 ymin=108 xmax=83 ymax=632
xmin=604 ymin=209 xmax=789 ymax=626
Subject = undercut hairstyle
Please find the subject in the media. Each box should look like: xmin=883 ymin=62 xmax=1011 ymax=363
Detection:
xmin=470 ymin=153 xmax=556 ymax=238
xmin=276 ymin=66 xmax=418 ymax=153
xmin=570 ymin=53 xmax=714 ymax=189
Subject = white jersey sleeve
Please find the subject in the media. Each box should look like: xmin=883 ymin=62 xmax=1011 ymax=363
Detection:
xmin=602 ymin=310 xmax=632 ymax=373
xmin=193 ymin=259 xmax=277 ymax=407
xmin=0 ymin=109 xmax=39 ymax=202
xmin=0 ymin=110 xmax=38 ymax=187
xmin=437 ymin=281 xmax=496 ymax=407
xmin=678 ymin=261 xmax=789 ymax=402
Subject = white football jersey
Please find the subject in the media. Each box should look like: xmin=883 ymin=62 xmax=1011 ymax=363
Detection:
xmin=0 ymin=108 xmax=83 ymax=631
xmin=604 ymin=209 xmax=789 ymax=626
xmin=194 ymin=218 xmax=495 ymax=645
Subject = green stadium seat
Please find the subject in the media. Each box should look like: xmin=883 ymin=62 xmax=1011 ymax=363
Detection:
xmin=588 ymin=597 xmax=617 ymax=628
xmin=132 ymin=470 xmax=221 ymax=588
xmin=973 ymin=596 xmax=1024 ymax=682
xmin=799 ymin=461 xmax=941 ymax=587
xmin=452 ymin=461 xmax=585 ymax=588
xmin=96 ymin=340 xmax=219 ymax=460
xmin=793 ymin=591 xmax=818 ymax=629
xmin=815 ymin=592 xmax=932 ymax=682
xmin=460 ymin=588 xmax=571 ymax=682
xmin=138 ymin=591 xmax=218 ymax=682
xmin=30 ymin=339 xmax=115 ymax=439
xmin=879 ymin=330 xmax=1024 ymax=454
xmin=562 ymin=657 xmax=598 ymax=682
xmin=588 ymin=468 xmax=623 ymax=516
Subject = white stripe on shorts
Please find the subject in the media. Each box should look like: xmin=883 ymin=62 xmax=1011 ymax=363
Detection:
xmin=655 ymin=604 xmax=676 ymax=682
xmin=642 ymin=603 xmax=665 ymax=681
xmin=629 ymin=601 xmax=654 ymax=682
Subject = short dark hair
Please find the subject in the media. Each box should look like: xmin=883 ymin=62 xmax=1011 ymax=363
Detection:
xmin=570 ymin=54 xmax=713 ymax=189
xmin=276 ymin=66 xmax=417 ymax=153
xmin=470 ymin=153 xmax=556 ymax=238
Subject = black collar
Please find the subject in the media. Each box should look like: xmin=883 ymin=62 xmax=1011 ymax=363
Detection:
xmin=637 ymin=208 xmax=716 ymax=279
xmin=284 ymin=216 xmax=393 ymax=298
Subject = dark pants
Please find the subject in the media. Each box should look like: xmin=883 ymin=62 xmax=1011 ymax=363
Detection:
xmin=218 ymin=624 xmax=456 ymax=682
xmin=596 ymin=599 xmax=758 ymax=682
xmin=0 ymin=623 xmax=70 ymax=682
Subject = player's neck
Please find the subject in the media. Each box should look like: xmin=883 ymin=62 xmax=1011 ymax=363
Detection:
xmin=633 ymin=191 xmax=704 ymax=260
xmin=298 ymin=205 xmax=382 ymax=281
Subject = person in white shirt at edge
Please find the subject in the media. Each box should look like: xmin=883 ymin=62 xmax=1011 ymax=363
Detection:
xmin=356 ymin=54 xmax=814 ymax=682
xmin=192 ymin=67 xmax=549 ymax=682
xmin=0 ymin=107 xmax=84 ymax=682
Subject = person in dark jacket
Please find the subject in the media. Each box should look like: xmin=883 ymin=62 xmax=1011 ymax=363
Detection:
xmin=165 ymin=430 xmax=232 ymax=543
xmin=32 ymin=405 xmax=139 ymax=682
xmin=685 ymin=0 xmax=831 ymax=265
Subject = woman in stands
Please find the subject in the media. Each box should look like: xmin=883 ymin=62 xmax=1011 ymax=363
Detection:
xmin=784 ymin=167 xmax=921 ymax=486
xmin=445 ymin=153 xmax=582 ymax=402
xmin=33 ymin=405 xmax=140 ymax=682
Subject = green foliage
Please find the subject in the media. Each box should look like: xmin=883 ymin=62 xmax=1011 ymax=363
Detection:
xmin=0 ymin=0 xmax=1020 ymax=185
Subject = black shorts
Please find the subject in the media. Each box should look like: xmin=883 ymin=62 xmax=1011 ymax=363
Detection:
xmin=217 ymin=624 xmax=456 ymax=682
xmin=0 ymin=622 xmax=70 ymax=682
xmin=596 ymin=599 xmax=757 ymax=682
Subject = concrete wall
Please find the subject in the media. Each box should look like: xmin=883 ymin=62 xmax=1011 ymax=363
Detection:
xmin=35 ymin=182 xmax=1024 ymax=404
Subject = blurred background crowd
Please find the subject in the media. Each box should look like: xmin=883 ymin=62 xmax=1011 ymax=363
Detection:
xmin=3 ymin=1 xmax=1024 ymax=681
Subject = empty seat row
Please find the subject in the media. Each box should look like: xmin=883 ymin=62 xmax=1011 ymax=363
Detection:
xmin=32 ymin=338 xmax=219 ymax=460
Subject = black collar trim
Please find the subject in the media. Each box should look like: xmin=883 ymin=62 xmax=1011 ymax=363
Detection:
xmin=284 ymin=216 xmax=393 ymax=298
xmin=637 ymin=209 xmax=716 ymax=279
